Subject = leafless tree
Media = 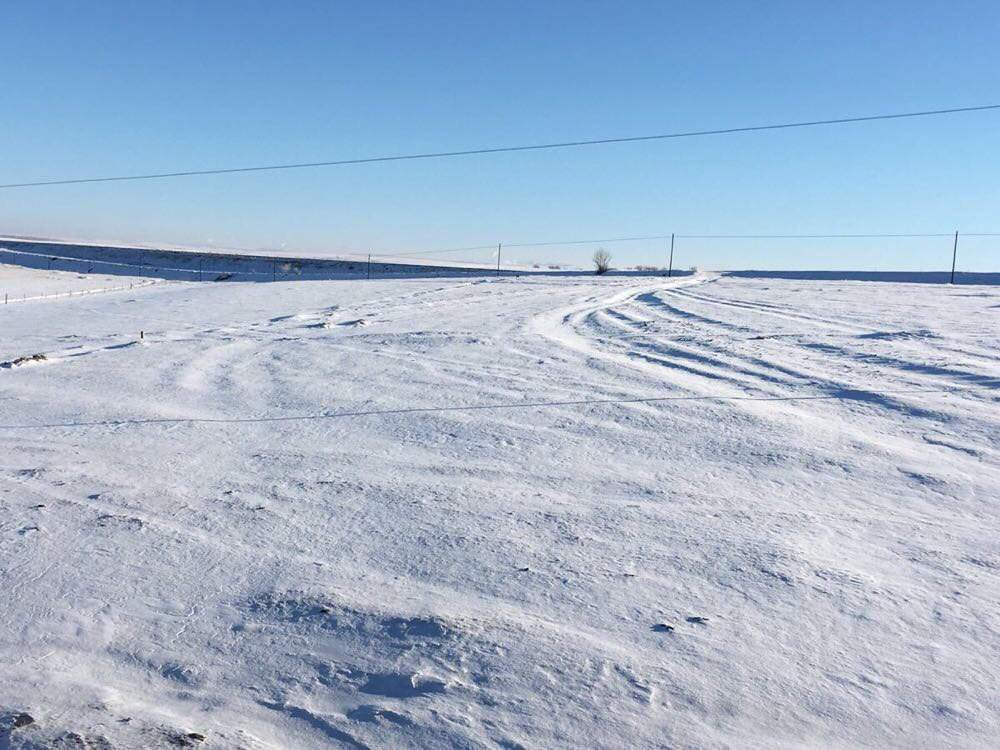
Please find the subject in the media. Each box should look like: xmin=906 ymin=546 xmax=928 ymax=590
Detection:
xmin=593 ymin=248 xmax=612 ymax=275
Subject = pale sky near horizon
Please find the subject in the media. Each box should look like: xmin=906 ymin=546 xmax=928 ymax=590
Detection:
xmin=1 ymin=1 xmax=998 ymax=270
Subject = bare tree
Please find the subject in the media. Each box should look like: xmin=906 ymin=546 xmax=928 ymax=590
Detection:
xmin=593 ymin=248 xmax=612 ymax=275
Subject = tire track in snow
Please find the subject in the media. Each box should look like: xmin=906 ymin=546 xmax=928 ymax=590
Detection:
xmin=664 ymin=287 xmax=871 ymax=333
xmin=610 ymin=296 xmax=993 ymax=415
xmin=666 ymin=284 xmax=1000 ymax=368
xmin=531 ymin=277 xmax=998 ymax=471
xmin=637 ymin=286 xmax=1000 ymax=409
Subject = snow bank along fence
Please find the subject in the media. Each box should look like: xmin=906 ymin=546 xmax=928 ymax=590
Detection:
xmin=0 ymin=240 xmax=508 ymax=284
xmin=3 ymin=278 xmax=166 ymax=304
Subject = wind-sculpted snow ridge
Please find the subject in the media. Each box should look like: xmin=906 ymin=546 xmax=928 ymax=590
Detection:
xmin=0 ymin=268 xmax=998 ymax=748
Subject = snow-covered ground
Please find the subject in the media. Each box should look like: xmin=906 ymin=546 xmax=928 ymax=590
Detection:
xmin=1 ymin=269 xmax=998 ymax=748
xmin=0 ymin=239 xmax=517 ymax=282
xmin=0 ymin=263 xmax=162 ymax=303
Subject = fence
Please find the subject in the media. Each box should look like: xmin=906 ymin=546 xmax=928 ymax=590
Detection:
xmin=398 ymin=232 xmax=1000 ymax=280
xmin=2 ymin=278 xmax=167 ymax=305
xmin=2 ymin=232 xmax=999 ymax=292
xmin=0 ymin=241 xmax=511 ymax=287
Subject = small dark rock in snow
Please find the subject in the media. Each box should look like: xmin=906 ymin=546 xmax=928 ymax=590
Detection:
xmin=165 ymin=731 xmax=203 ymax=746
xmin=516 ymin=566 xmax=530 ymax=572
xmin=13 ymin=712 xmax=35 ymax=728
xmin=652 ymin=623 xmax=675 ymax=633
xmin=686 ymin=616 xmax=710 ymax=625
xmin=1 ymin=353 xmax=47 ymax=369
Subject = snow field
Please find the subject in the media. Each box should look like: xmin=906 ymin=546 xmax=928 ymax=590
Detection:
xmin=1 ymin=270 xmax=998 ymax=748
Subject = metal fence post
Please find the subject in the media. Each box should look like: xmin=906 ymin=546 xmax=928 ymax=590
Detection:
xmin=950 ymin=230 xmax=959 ymax=284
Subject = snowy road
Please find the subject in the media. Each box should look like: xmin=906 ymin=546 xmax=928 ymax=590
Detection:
xmin=1 ymin=272 xmax=998 ymax=748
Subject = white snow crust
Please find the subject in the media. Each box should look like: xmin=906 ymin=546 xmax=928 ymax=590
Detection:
xmin=1 ymin=269 xmax=998 ymax=748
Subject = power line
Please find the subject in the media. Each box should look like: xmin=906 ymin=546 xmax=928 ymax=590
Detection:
xmin=508 ymin=232 xmax=998 ymax=245
xmin=2 ymin=104 xmax=998 ymax=190
xmin=679 ymin=233 xmax=953 ymax=239
xmin=677 ymin=233 xmax=1000 ymax=239
xmin=394 ymin=234 xmax=682 ymax=255
xmin=391 ymin=244 xmax=498 ymax=257
xmin=4 ymin=231 xmax=996 ymax=265
xmin=390 ymin=231 xmax=1000 ymax=256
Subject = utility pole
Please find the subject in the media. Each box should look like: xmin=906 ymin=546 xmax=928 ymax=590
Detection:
xmin=950 ymin=230 xmax=959 ymax=284
xmin=367 ymin=253 xmax=372 ymax=280
xmin=667 ymin=233 xmax=675 ymax=278
xmin=496 ymin=242 xmax=502 ymax=278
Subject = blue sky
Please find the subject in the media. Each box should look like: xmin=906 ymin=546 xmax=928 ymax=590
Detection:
xmin=1 ymin=1 xmax=998 ymax=269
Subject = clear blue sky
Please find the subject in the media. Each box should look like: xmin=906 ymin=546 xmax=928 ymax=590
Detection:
xmin=1 ymin=1 xmax=998 ymax=270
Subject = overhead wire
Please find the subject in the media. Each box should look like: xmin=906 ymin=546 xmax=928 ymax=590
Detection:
xmin=2 ymin=104 xmax=998 ymax=189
